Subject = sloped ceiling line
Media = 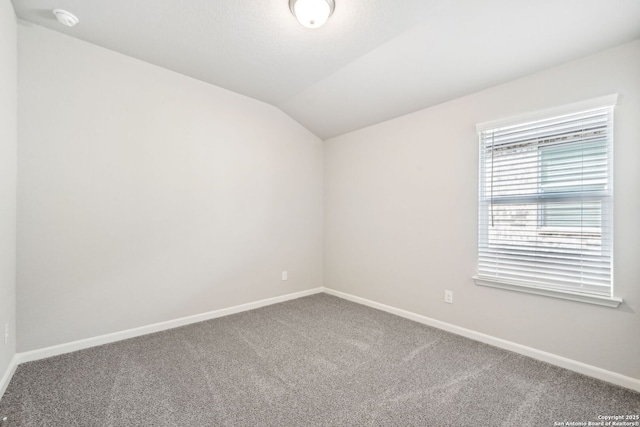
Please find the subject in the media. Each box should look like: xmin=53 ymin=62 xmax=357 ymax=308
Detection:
xmin=12 ymin=0 xmax=640 ymax=139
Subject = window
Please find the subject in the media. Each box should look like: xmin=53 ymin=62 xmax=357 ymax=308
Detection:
xmin=474 ymin=96 xmax=621 ymax=307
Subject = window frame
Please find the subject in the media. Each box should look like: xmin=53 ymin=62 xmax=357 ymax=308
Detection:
xmin=473 ymin=95 xmax=622 ymax=308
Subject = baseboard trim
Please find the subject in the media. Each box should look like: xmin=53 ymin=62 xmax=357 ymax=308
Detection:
xmin=323 ymin=287 xmax=640 ymax=393
xmin=16 ymin=287 xmax=324 ymax=365
xmin=0 ymin=354 xmax=19 ymax=402
xmin=7 ymin=287 xmax=639 ymax=395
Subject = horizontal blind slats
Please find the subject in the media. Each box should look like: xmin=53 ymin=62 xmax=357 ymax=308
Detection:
xmin=477 ymin=105 xmax=613 ymax=295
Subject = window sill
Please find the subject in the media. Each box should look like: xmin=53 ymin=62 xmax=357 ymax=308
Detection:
xmin=473 ymin=276 xmax=622 ymax=308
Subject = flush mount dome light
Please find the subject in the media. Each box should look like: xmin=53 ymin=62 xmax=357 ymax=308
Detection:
xmin=53 ymin=9 xmax=79 ymax=27
xmin=289 ymin=0 xmax=335 ymax=29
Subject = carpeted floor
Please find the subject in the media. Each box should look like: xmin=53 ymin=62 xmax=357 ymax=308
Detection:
xmin=0 ymin=293 xmax=638 ymax=426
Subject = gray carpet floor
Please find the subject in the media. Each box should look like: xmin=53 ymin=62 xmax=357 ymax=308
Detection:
xmin=0 ymin=293 xmax=638 ymax=426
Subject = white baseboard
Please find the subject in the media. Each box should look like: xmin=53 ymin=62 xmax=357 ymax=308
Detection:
xmin=16 ymin=287 xmax=324 ymax=365
xmin=0 ymin=354 xmax=19 ymax=402
xmin=323 ymin=287 xmax=640 ymax=393
xmin=5 ymin=286 xmax=639 ymax=397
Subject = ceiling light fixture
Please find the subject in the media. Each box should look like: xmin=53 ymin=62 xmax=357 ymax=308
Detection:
xmin=53 ymin=9 xmax=79 ymax=27
xmin=289 ymin=0 xmax=335 ymax=29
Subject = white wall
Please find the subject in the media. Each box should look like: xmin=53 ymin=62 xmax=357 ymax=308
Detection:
xmin=13 ymin=15 xmax=639 ymax=383
xmin=17 ymin=22 xmax=323 ymax=352
xmin=324 ymin=40 xmax=640 ymax=379
xmin=0 ymin=0 xmax=17 ymax=390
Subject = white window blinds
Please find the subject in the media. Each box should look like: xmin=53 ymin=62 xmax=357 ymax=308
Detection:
xmin=477 ymin=102 xmax=614 ymax=299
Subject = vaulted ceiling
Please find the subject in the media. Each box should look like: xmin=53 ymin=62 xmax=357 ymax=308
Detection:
xmin=11 ymin=0 xmax=640 ymax=139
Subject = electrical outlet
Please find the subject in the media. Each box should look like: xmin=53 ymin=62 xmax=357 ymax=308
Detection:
xmin=3 ymin=323 xmax=8 ymax=345
xmin=444 ymin=290 xmax=453 ymax=304
xmin=282 ymin=271 xmax=288 ymax=281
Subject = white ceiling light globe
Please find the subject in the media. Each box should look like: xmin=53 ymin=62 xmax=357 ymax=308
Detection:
xmin=291 ymin=0 xmax=334 ymax=29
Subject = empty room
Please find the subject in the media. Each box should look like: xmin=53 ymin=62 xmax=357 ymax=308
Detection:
xmin=1 ymin=0 xmax=639 ymax=425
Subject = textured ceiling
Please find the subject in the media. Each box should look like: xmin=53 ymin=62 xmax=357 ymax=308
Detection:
xmin=11 ymin=0 xmax=640 ymax=139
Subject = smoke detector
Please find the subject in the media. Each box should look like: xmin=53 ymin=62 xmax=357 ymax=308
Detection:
xmin=53 ymin=9 xmax=79 ymax=27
